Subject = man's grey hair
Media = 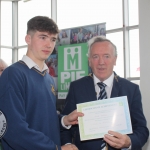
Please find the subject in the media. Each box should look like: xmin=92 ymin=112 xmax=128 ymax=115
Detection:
xmin=87 ymin=36 xmax=117 ymax=57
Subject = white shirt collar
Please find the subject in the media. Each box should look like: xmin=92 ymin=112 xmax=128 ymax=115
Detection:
xmin=21 ymin=55 xmax=48 ymax=72
xmin=93 ymin=73 xmax=114 ymax=99
xmin=93 ymin=72 xmax=114 ymax=87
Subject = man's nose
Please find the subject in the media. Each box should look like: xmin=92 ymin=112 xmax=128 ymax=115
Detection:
xmin=98 ymin=57 xmax=104 ymax=64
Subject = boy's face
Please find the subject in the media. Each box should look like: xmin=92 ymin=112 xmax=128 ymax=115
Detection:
xmin=25 ymin=31 xmax=57 ymax=63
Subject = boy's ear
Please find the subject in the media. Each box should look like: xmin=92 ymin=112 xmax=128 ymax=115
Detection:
xmin=25 ymin=34 xmax=31 ymax=44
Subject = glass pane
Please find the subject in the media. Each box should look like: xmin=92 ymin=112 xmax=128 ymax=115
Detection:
xmin=1 ymin=48 xmax=12 ymax=66
xmin=1 ymin=1 xmax=12 ymax=46
xmin=129 ymin=29 xmax=140 ymax=77
xmin=18 ymin=0 xmax=51 ymax=46
xmin=57 ymin=0 xmax=122 ymax=30
xmin=129 ymin=0 xmax=139 ymax=25
xmin=107 ymin=32 xmax=124 ymax=77
xmin=18 ymin=48 xmax=27 ymax=60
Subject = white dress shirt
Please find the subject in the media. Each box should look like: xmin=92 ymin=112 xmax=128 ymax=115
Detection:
xmin=22 ymin=55 xmax=48 ymax=72
xmin=93 ymin=73 xmax=114 ymax=99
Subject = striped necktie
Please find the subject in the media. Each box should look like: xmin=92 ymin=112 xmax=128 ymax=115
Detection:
xmin=97 ymin=82 xmax=107 ymax=150
xmin=97 ymin=82 xmax=107 ymax=100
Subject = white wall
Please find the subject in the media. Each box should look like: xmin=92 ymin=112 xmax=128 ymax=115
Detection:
xmin=139 ymin=0 xmax=150 ymax=149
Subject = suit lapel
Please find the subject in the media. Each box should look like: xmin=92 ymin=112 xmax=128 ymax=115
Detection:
xmin=84 ymin=74 xmax=97 ymax=101
xmin=111 ymin=73 xmax=121 ymax=98
xmin=84 ymin=73 xmax=121 ymax=100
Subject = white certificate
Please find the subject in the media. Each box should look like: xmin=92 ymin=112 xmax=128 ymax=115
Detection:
xmin=77 ymin=96 xmax=133 ymax=141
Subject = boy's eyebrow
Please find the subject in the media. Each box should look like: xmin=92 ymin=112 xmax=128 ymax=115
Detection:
xmin=39 ymin=34 xmax=48 ymax=37
xmin=38 ymin=34 xmax=57 ymax=39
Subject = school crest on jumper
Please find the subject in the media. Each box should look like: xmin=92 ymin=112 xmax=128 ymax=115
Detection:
xmin=51 ymin=84 xmax=56 ymax=96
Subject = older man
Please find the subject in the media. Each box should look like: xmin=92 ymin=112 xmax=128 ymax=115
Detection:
xmin=61 ymin=36 xmax=149 ymax=150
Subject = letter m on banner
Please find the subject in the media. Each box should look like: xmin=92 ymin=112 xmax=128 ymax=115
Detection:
xmin=64 ymin=46 xmax=81 ymax=71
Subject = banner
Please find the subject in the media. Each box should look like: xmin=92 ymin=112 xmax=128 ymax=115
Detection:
xmin=46 ymin=22 xmax=106 ymax=99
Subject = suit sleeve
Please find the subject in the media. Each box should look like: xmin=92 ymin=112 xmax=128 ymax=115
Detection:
xmin=60 ymin=82 xmax=77 ymax=145
xmin=128 ymin=85 xmax=149 ymax=149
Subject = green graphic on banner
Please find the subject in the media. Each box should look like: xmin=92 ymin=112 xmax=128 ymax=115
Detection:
xmin=58 ymin=43 xmax=88 ymax=99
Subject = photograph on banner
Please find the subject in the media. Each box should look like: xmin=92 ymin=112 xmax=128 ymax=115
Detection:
xmin=70 ymin=25 xmax=97 ymax=44
xmin=57 ymin=29 xmax=71 ymax=46
xmin=97 ymin=23 xmax=106 ymax=36
xmin=46 ymin=54 xmax=58 ymax=91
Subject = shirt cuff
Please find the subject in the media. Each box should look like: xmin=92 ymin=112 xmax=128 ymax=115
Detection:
xmin=61 ymin=116 xmax=71 ymax=129
xmin=65 ymin=143 xmax=71 ymax=145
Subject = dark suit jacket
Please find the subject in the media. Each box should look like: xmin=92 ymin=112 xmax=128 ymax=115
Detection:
xmin=60 ymin=73 xmax=149 ymax=150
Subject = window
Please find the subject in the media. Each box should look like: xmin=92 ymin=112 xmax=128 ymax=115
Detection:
xmin=18 ymin=0 xmax=51 ymax=46
xmin=1 ymin=48 xmax=12 ymax=66
xmin=129 ymin=29 xmax=140 ymax=77
xmin=18 ymin=48 xmax=27 ymax=60
xmin=129 ymin=0 xmax=139 ymax=26
xmin=1 ymin=1 xmax=12 ymax=46
xmin=57 ymin=0 xmax=122 ymax=30
xmin=0 ymin=0 xmax=139 ymax=80
xmin=107 ymin=32 xmax=124 ymax=77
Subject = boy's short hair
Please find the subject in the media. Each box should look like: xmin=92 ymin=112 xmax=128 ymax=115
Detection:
xmin=27 ymin=16 xmax=59 ymax=34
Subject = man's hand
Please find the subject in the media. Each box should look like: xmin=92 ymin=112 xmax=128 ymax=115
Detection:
xmin=61 ymin=144 xmax=78 ymax=150
xmin=104 ymin=130 xmax=131 ymax=149
xmin=63 ymin=110 xmax=84 ymax=126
